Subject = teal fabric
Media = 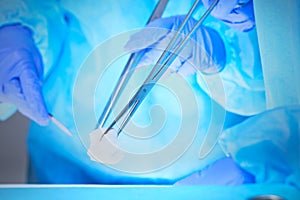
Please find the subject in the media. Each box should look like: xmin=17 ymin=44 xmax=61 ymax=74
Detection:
xmin=219 ymin=106 xmax=300 ymax=189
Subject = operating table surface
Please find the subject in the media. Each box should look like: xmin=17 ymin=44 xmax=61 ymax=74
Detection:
xmin=0 ymin=183 xmax=299 ymax=200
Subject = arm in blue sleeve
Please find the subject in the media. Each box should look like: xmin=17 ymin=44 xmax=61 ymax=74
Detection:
xmin=219 ymin=106 xmax=300 ymax=188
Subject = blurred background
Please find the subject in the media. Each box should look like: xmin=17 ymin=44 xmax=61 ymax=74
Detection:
xmin=0 ymin=112 xmax=29 ymax=183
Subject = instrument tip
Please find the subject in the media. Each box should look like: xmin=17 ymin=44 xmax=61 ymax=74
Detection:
xmin=49 ymin=114 xmax=73 ymax=136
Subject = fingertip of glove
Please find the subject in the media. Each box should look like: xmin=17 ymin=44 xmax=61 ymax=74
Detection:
xmin=35 ymin=114 xmax=50 ymax=126
xmin=124 ymin=27 xmax=169 ymax=53
xmin=124 ymin=16 xmax=182 ymax=52
xmin=18 ymin=106 xmax=50 ymax=126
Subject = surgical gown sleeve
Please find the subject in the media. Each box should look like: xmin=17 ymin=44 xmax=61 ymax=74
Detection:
xmin=0 ymin=0 xmax=68 ymax=120
xmin=219 ymin=106 xmax=300 ymax=188
xmin=196 ymin=20 xmax=265 ymax=116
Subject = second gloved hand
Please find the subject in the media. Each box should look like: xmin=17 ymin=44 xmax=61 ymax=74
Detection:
xmin=202 ymin=0 xmax=255 ymax=32
xmin=175 ymin=157 xmax=255 ymax=185
xmin=0 ymin=24 xmax=49 ymax=125
xmin=125 ymin=15 xmax=226 ymax=76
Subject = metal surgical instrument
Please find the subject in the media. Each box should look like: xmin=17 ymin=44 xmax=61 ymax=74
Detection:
xmin=95 ymin=0 xmax=170 ymax=129
xmin=49 ymin=113 xmax=72 ymax=136
xmin=102 ymin=0 xmax=219 ymax=137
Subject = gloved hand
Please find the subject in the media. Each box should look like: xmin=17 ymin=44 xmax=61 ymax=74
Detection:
xmin=125 ymin=15 xmax=226 ymax=76
xmin=0 ymin=24 xmax=49 ymax=125
xmin=175 ymin=157 xmax=255 ymax=185
xmin=202 ymin=0 xmax=255 ymax=32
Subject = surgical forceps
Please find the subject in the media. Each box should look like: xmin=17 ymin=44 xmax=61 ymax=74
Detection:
xmin=96 ymin=0 xmax=170 ymax=129
xmin=100 ymin=0 xmax=219 ymax=137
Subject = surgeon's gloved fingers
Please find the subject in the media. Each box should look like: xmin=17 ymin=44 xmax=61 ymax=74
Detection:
xmin=2 ymin=79 xmax=23 ymax=101
xmin=175 ymin=157 xmax=255 ymax=185
xmin=197 ymin=157 xmax=255 ymax=185
xmin=134 ymin=47 xmax=183 ymax=72
xmin=221 ymin=1 xmax=255 ymax=32
xmin=202 ymin=0 xmax=238 ymax=18
xmin=124 ymin=17 xmax=177 ymax=52
xmin=125 ymin=28 xmax=169 ymax=53
xmin=2 ymin=65 xmax=49 ymax=126
xmin=0 ymin=24 xmax=49 ymax=125
xmin=124 ymin=25 xmax=180 ymax=73
xmin=124 ymin=15 xmax=192 ymax=66
xmin=18 ymin=68 xmax=49 ymax=126
xmin=3 ymin=69 xmax=49 ymax=126
xmin=202 ymin=0 xmax=255 ymax=32
xmin=125 ymin=15 xmax=226 ymax=76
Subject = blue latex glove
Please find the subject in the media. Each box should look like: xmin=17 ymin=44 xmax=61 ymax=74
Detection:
xmin=125 ymin=15 xmax=226 ymax=76
xmin=202 ymin=0 xmax=255 ymax=32
xmin=175 ymin=157 xmax=255 ymax=185
xmin=0 ymin=24 xmax=49 ymax=125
